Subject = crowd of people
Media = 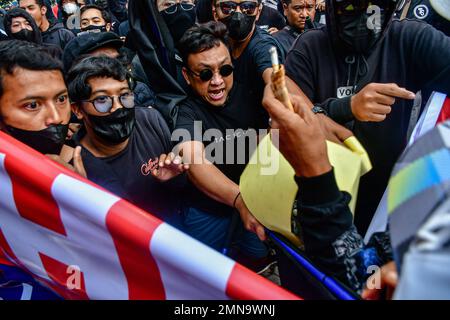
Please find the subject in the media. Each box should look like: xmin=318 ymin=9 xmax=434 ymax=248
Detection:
xmin=0 ymin=0 xmax=449 ymax=299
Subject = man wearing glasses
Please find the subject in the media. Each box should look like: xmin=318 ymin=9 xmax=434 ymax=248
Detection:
xmin=68 ymin=56 xmax=189 ymax=227
xmin=174 ymin=22 xmax=271 ymax=270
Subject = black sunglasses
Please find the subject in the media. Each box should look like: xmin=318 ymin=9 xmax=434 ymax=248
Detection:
xmin=81 ymin=92 xmax=135 ymax=113
xmin=217 ymin=1 xmax=259 ymax=16
xmin=187 ymin=64 xmax=234 ymax=82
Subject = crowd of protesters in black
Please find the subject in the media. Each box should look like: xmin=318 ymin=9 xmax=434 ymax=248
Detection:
xmin=0 ymin=0 xmax=449 ymax=300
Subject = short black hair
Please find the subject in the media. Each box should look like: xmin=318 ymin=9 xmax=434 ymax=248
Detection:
xmin=19 ymin=0 xmax=45 ymax=7
xmin=282 ymin=0 xmax=316 ymax=5
xmin=0 ymin=40 xmax=63 ymax=99
xmin=178 ymin=21 xmax=229 ymax=66
xmin=80 ymin=4 xmax=111 ymax=24
xmin=213 ymin=0 xmax=262 ymax=5
xmin=67 ymin=55 xmax=132 ymax=103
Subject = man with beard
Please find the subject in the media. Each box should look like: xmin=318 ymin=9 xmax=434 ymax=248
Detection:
xmin=283 ymin=0 xmax=450 ymax=234
xmin=67 ymin=55 xmax=189 ymax=227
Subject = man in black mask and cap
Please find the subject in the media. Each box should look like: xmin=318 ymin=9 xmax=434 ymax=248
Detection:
xmin=283 ymin=0 xmax=450 ymax=235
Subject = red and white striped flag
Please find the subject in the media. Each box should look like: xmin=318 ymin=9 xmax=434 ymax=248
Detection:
xmin=0 ymin=131 xmax=299 ymax=300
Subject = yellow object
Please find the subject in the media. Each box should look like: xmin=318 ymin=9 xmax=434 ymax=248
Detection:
xmin=239 ymin=135 xmax=372 ymax=246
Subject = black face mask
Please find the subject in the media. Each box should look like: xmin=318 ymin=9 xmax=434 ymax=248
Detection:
xmin=80 ymin=24 xmax=108 ymax=33
xmin=161 ymin=4 xmax=196 ymax=44
xmin=86 ymin=107 xmax=135 ymax=144
xmin=220 ymin=12 xmax=255 ymax=41
xmin=5 ymin=124 xmax=68 ymax=155
xmin=12 ymin=29 xmax=35 ymax=42
xmin=338 ymin=12 xmax=384 ymax=55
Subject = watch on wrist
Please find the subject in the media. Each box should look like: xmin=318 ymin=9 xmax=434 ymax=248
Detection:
xmin=312 ymin=105 xmax=328 ymax=116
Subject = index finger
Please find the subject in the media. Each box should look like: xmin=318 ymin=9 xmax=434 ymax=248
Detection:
xmin=375 ymin=83 xmax=416 ymax=100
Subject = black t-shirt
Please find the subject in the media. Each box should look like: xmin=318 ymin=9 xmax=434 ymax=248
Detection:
xmin=175 ymin=85 xmax=270 ymax=215
xmin=285 ymin=19 xmax=450 ymax=233
xmin=232 ymin=26 xmax=284 ymax=124
xmin=78 ymin=107 xmax=186 ymax=224
xmin=273 ymin=26 xmax=300 ymax=56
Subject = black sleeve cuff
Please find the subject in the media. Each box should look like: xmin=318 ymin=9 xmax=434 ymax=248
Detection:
xmin=295 ymin=168 xmax=342 ymax=206
xmin=325 ymin=97 xmax=354 ymax=124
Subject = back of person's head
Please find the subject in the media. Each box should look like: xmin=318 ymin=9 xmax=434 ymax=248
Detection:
xmin=0 ymin=40 xmax=63 ymax=99
xmin=178 ymin=21 xmax=229 ymax=65
xmin=67 ymin=55 xmax=131 ymax=103
xmin=4 ymin=7 xmax=42 ymax=43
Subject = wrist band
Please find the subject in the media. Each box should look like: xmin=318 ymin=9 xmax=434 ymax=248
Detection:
xmin=233 ymin=192 xmax=241 ymax=209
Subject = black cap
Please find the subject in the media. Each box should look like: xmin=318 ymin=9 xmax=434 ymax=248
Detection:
xmin=63 ymin=31 xmax=124 ymax=72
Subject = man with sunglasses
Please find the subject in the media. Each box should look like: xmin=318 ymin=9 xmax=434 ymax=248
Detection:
xmin=174 ymin=22 xmax=271 ymax=269
xmin=68 ymin=56 xmax=189 ymax=227
xmin=283 ymin=0 xmax=450 ymax=234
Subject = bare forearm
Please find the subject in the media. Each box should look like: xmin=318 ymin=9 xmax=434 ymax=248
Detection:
xmin=188 ymin=163 xmax=240 ymax=208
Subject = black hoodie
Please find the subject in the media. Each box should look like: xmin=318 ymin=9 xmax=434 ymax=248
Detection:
xmin=4 ymin=8 xmax=62 ymax=59
xmin=285 ymin=0 xmax=450 ymax=234
xmin=128 ymin=0 xmax=187 ymax=129
xmin=4 ymin=7 xmax=42 ymax=43
xmin=42 ymin=21 xmax=75 ymax=50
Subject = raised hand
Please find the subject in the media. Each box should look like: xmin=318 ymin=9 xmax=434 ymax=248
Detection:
xmin=263 ymin=84 xmax=332 ymax=178
xmin=151 ymin=152 xmax=189 ymax=181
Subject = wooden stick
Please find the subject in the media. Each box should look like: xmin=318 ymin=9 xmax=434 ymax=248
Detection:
xmin=269 ymin=47 xmax=294 ymax=111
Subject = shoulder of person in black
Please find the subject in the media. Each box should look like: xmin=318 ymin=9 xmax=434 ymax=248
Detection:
xmin=273 ymin=26 xmax=297 ymax=56
xmin=234 ymin=26 xmax=284 ymax=76
xmin=256 ymin=4 xmax=286 ymax=31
